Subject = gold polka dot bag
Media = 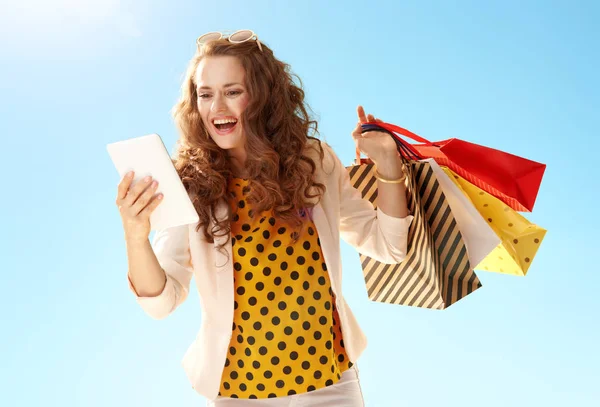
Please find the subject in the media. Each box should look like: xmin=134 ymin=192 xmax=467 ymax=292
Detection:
xmin=441 ymin=167 xmax=547 ymax=276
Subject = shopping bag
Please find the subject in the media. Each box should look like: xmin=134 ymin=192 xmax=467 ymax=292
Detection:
xmin=360 ymin=122 xmax=546 ymax=212
xmin=441 ymin=167 xmax=547 ymax=276
xmin=424 ymin=158 xmax=501 ymax=267
xmin=346 ymin=158 xmax=482 ymax=310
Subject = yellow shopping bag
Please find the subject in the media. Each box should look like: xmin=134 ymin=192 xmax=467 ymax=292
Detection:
xmin=441 ymin=167 xmax=546 ymax=276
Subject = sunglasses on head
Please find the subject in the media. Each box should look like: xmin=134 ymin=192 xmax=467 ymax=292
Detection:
xmin=196 ymin=29 xmax=263 ymax=52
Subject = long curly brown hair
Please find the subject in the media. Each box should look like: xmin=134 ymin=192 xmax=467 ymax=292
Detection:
xmin=170 ymin=37 xmax=326 ymax=254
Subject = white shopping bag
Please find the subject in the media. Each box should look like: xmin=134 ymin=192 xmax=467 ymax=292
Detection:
xmin=421 ymin=158 xmax=500 ymax=267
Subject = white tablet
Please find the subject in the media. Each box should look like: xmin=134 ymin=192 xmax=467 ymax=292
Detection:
xmin=107 ymin=133 xmax=199 ymax=231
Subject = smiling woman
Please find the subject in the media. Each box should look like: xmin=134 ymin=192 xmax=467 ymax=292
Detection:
xmin=194 ymin=56 xmax=250 ymax=166
xmin=171 ymin=36 xmax=328 ymax=252
xmin=121 ymin=29 xmax=411 ymax=407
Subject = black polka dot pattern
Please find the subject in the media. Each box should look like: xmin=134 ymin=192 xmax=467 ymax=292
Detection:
xmin=218 ymin=178 xmax=353 ymax=399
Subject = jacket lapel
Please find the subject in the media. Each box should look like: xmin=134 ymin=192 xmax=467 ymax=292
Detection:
xmin=213 ymin=200 xmax=232 ymax=272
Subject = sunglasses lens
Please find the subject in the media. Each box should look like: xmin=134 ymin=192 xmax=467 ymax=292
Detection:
xmin=229 ymin=30 xmax=253 ymax=42
xmin=197 ymin=32 xmax=222 ymax=44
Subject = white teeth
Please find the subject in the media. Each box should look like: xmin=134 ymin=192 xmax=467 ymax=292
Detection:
xmin=213 ymin=118 xmax=238 ymax=125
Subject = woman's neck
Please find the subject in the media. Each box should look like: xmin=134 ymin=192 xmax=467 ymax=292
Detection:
xmin=230 ymin=166 xmax=249 ymax=179
xmin=227 ymin=149 xmax=248 ymax=178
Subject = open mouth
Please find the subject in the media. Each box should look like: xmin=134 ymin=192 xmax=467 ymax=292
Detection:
xmin=212 ymin=118 xmax=238 ymax=133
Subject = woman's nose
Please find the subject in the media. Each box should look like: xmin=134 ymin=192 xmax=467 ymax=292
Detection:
xmin=211 ymin=94 xmax=226 ymax=112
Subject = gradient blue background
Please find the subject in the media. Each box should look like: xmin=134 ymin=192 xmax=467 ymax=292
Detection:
xmin=1 ymin=0 xmax=598 ymax=406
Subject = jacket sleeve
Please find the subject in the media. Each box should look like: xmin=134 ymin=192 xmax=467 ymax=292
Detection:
xmin=326 ymin=143 xmax=414 ymax=264
xmin=127 ymin=223 xmax=193 ymax=320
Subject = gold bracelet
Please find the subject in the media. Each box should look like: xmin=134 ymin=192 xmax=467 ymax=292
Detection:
xmin=374 ymin=168 xmax=407 ymax=184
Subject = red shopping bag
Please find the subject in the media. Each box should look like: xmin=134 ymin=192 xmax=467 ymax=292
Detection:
xmin=361 ymin=122 xmax=546 ymax=212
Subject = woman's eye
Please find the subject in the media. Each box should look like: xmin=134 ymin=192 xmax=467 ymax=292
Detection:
xmin=198 ymin=91 xmax=241 ymax=99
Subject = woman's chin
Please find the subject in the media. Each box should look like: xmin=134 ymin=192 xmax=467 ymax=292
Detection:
xmin=211 ymin=133 xmax=245 ymax=151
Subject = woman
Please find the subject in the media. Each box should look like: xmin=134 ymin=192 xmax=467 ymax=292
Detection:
xmin=116 ymin=30 xmax=413 ymax=406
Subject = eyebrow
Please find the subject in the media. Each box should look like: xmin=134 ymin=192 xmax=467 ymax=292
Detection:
xmin=197 ymin=82 xmax=243 ymax=91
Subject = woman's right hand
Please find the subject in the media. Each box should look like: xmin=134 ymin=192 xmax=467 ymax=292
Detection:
xmin=115 ymin=171 xmax=163 ymax=244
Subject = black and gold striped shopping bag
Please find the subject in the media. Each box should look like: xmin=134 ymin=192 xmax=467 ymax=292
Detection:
xmin=347 ymin=160 xmax=482 ymax=310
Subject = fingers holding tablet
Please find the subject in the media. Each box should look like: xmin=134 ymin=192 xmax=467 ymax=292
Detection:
xmin=116 ymin=171 xmax=164 ymax=244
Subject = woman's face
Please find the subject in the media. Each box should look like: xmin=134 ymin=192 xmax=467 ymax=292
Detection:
xmin=195 ymin=55 xmax=250 ymax=156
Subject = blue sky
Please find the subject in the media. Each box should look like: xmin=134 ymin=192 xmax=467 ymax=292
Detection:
xmin=1 ymin=0 xmax=598 ymax=406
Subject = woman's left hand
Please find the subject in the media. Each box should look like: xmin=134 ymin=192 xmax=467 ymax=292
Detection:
xmin=351 ymin=105 xmax=398 ymax=164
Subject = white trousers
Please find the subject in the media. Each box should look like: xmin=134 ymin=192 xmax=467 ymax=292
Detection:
xmin=206 ymin=364 xmax=365 ymax=407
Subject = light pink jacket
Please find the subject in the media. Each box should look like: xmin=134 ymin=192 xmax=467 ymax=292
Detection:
xmin=128 ymin=140 xmax=413 ymax=400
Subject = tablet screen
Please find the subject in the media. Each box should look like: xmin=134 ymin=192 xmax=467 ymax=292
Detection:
xmin=107 ymin=133 xmax=199 ymax=231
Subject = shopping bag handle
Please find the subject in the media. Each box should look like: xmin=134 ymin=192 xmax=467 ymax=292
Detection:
xmin=367 ymin=121 xmax=434 ymax=146
xmin=355 ymin=122 xmax=425 ymax=164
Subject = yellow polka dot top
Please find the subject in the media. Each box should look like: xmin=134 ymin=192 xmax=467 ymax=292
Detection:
xmin=218 ymin=177 xmax=353 ymax=400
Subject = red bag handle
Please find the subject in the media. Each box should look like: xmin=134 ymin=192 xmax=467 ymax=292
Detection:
xmin=371 ymin=122 xmax=434 ymax=146
xmin=354 ymin=121 xmax=432 ymax=164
